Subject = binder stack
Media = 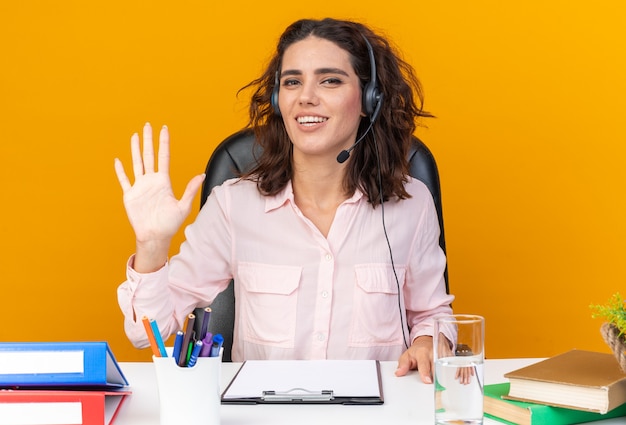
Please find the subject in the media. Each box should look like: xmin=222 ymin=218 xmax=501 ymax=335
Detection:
xmin=0 ymin=341 xmax=130 ymax=425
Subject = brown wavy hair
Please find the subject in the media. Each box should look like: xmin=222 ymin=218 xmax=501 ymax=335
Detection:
xmin=239 ymin=18 xmax=432 ymax=207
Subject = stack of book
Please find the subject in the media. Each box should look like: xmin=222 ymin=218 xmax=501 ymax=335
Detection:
xmin=484 ymin=349 xmax=626 ymax=425
xmin=0 ymin=341 xmax=130 ymax=425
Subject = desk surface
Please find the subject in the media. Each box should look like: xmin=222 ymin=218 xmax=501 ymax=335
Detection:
xmin=115 ymin=359 xmax=625 ymax=425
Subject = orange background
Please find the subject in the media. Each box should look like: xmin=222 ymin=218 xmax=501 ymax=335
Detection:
xmin=1 ymin=1 xmax=624 ymax=362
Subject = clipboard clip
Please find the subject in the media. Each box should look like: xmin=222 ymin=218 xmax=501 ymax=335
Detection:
xmin=262 ymin=388 xmax=334 ymax=402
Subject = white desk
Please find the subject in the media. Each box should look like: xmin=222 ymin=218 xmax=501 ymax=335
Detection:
xmin=115 ymin=359 xmax=625 ymax=424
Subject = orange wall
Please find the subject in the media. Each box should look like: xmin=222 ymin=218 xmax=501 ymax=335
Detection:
xmin=1 ymin=2 xmax=624 ymax=361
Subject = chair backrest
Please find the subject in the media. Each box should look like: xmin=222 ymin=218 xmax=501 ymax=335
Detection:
xmin=195 ymin=128 xmax=448 ymax=361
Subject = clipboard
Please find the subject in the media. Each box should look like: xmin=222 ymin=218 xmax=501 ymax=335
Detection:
xmin=221 ymin=359 xmax=384 ymax=405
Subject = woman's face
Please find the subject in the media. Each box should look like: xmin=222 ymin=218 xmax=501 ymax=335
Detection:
xmin=278 ymin=36 xmax=364 ymax=162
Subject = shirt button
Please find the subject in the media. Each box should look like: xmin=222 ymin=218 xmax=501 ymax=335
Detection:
xmin=317 ymin=333 xmax=326 ymax=341
xmin=324 ymin=253 xmax=333 ymax=261
xmin=321 ymin=291 xmax=329 ymax=298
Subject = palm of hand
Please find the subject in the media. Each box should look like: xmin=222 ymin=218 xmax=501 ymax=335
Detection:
xmin=123 ymin=171 xmax=188 ymax=242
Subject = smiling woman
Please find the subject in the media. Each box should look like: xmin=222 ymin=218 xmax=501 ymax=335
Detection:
xmin=241 ymin=18 xmax=433 ymax=206
xmin=114 ymin=17 xmax=453 ymax=385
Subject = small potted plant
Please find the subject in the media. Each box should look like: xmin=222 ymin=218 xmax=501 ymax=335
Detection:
xmin=590 ymin=292 xmax=626 ymax=373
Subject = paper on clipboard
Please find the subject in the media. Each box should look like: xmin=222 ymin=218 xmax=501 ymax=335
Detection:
xmin=221 ymin=359 xmax=384 ymax=404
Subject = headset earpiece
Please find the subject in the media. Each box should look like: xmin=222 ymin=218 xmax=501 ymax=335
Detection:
xmin=361 ymin=35 xmax=382 ymax=123
xmin=271 ymin=71 xmax=281 ymax=117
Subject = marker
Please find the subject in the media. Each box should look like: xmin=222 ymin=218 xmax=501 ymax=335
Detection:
xmin=185 ymin=338 xmax=194 ymax=365
xmin=210 ymin=333 xmax=224 ymax=358
xmin=187 ymin=340 xmax=203 ymax=367
xmin=199 ymin=332 xmax=213 ymax=357
xmin=149 ymin=318 xmax=168 ymax=358
xmin=141 ymin=316 xmax=161 ymax=357
xmin=199 ymin=307 xmax=212 ymax=340
xmin=178 ymin=313 xmax=196 ymax=367
xmin=172 ymin=330 xmax=184 ymax=362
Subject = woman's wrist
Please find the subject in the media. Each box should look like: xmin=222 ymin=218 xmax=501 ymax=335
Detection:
xmin=133 ymin=239 xmax=171 ymax=273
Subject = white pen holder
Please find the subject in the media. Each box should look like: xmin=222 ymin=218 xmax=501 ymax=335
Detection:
xmin=153 ymin=347 xmax=223 ymax=425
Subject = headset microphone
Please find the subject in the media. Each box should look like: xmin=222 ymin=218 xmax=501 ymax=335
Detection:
xmin=336 ymin=149 xmax=351 ymax=164
xmin=336 ymin=103 xmax=382 ymax=163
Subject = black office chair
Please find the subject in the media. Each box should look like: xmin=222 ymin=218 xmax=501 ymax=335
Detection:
xmin=194 ymin=128 xmax=448 ymax=361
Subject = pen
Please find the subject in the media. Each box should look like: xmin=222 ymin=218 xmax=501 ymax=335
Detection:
xmin=210 ymin=333 xmax=224 ymax=358
xmin=141 ymin=316 xmax=162 ymax=357
xmin=187 ymin=340 xmax=203 ymax=367
xmin=149 ymin=318 xmax=168 ymax=358
xmin=199 ymin=332 xmax=213 ymax=357
xmin=172 ymin=330 xmax=184 ymax=362
xmin=185 ymin=338 xmax=195 ymax=366
xmin=199 ymin=307 xmax=212 ymax=340
xmin=178 ymin=313 xmax=196 ymax=367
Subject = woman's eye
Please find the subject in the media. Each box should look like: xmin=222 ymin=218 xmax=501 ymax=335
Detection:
xmin=283 ymin=79 xmax=300 ymax=87
xmin=322 ymin=78 xmax=342 ymax=85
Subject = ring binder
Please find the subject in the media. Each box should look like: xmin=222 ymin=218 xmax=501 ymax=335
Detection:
xmin=0 ymin=341 xmax=128 ymax=388
xmin=262 ymin=388 xmax=334 ymax=402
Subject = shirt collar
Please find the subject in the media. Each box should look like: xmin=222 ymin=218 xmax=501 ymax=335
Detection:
xmin=265 ymin=180 xmax=364 ymax=213
xmin=265 ymin=181 xmax=294 ymax=213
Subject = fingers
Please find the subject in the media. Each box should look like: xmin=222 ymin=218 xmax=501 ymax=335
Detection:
xmin=395 ymin=352 xmax=433 ymax=383
xmin=128 ymin=123 xmax=170 ymax=181
xmin=114 ymin=158 xmax=131 ymax=192
xmin=394 ymin=358 xmax=411 ymax=377
xmin=158 ymin=125 xmax=170 ymax=174
xmin=395 ymin=347 xmax=415 ymax=377
xmin=130 ymin=132 xmax=143 ymax=181
xmin=454 ymin=365 xmax=475 ymax=385
xmin=418 ymin=361 xmax=433 ymax=384
xmin=178 ymin=173 xmax=206 ymax=213
xmin=142 ymin=122 xmax=155 ymax=173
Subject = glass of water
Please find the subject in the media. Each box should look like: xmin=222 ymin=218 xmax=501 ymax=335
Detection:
xmin=434 ymin=314 xmax=485 ymax=425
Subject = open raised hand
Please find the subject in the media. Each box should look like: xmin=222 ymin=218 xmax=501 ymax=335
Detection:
xmin=114 ymin=123 xmax=205 ymax=271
